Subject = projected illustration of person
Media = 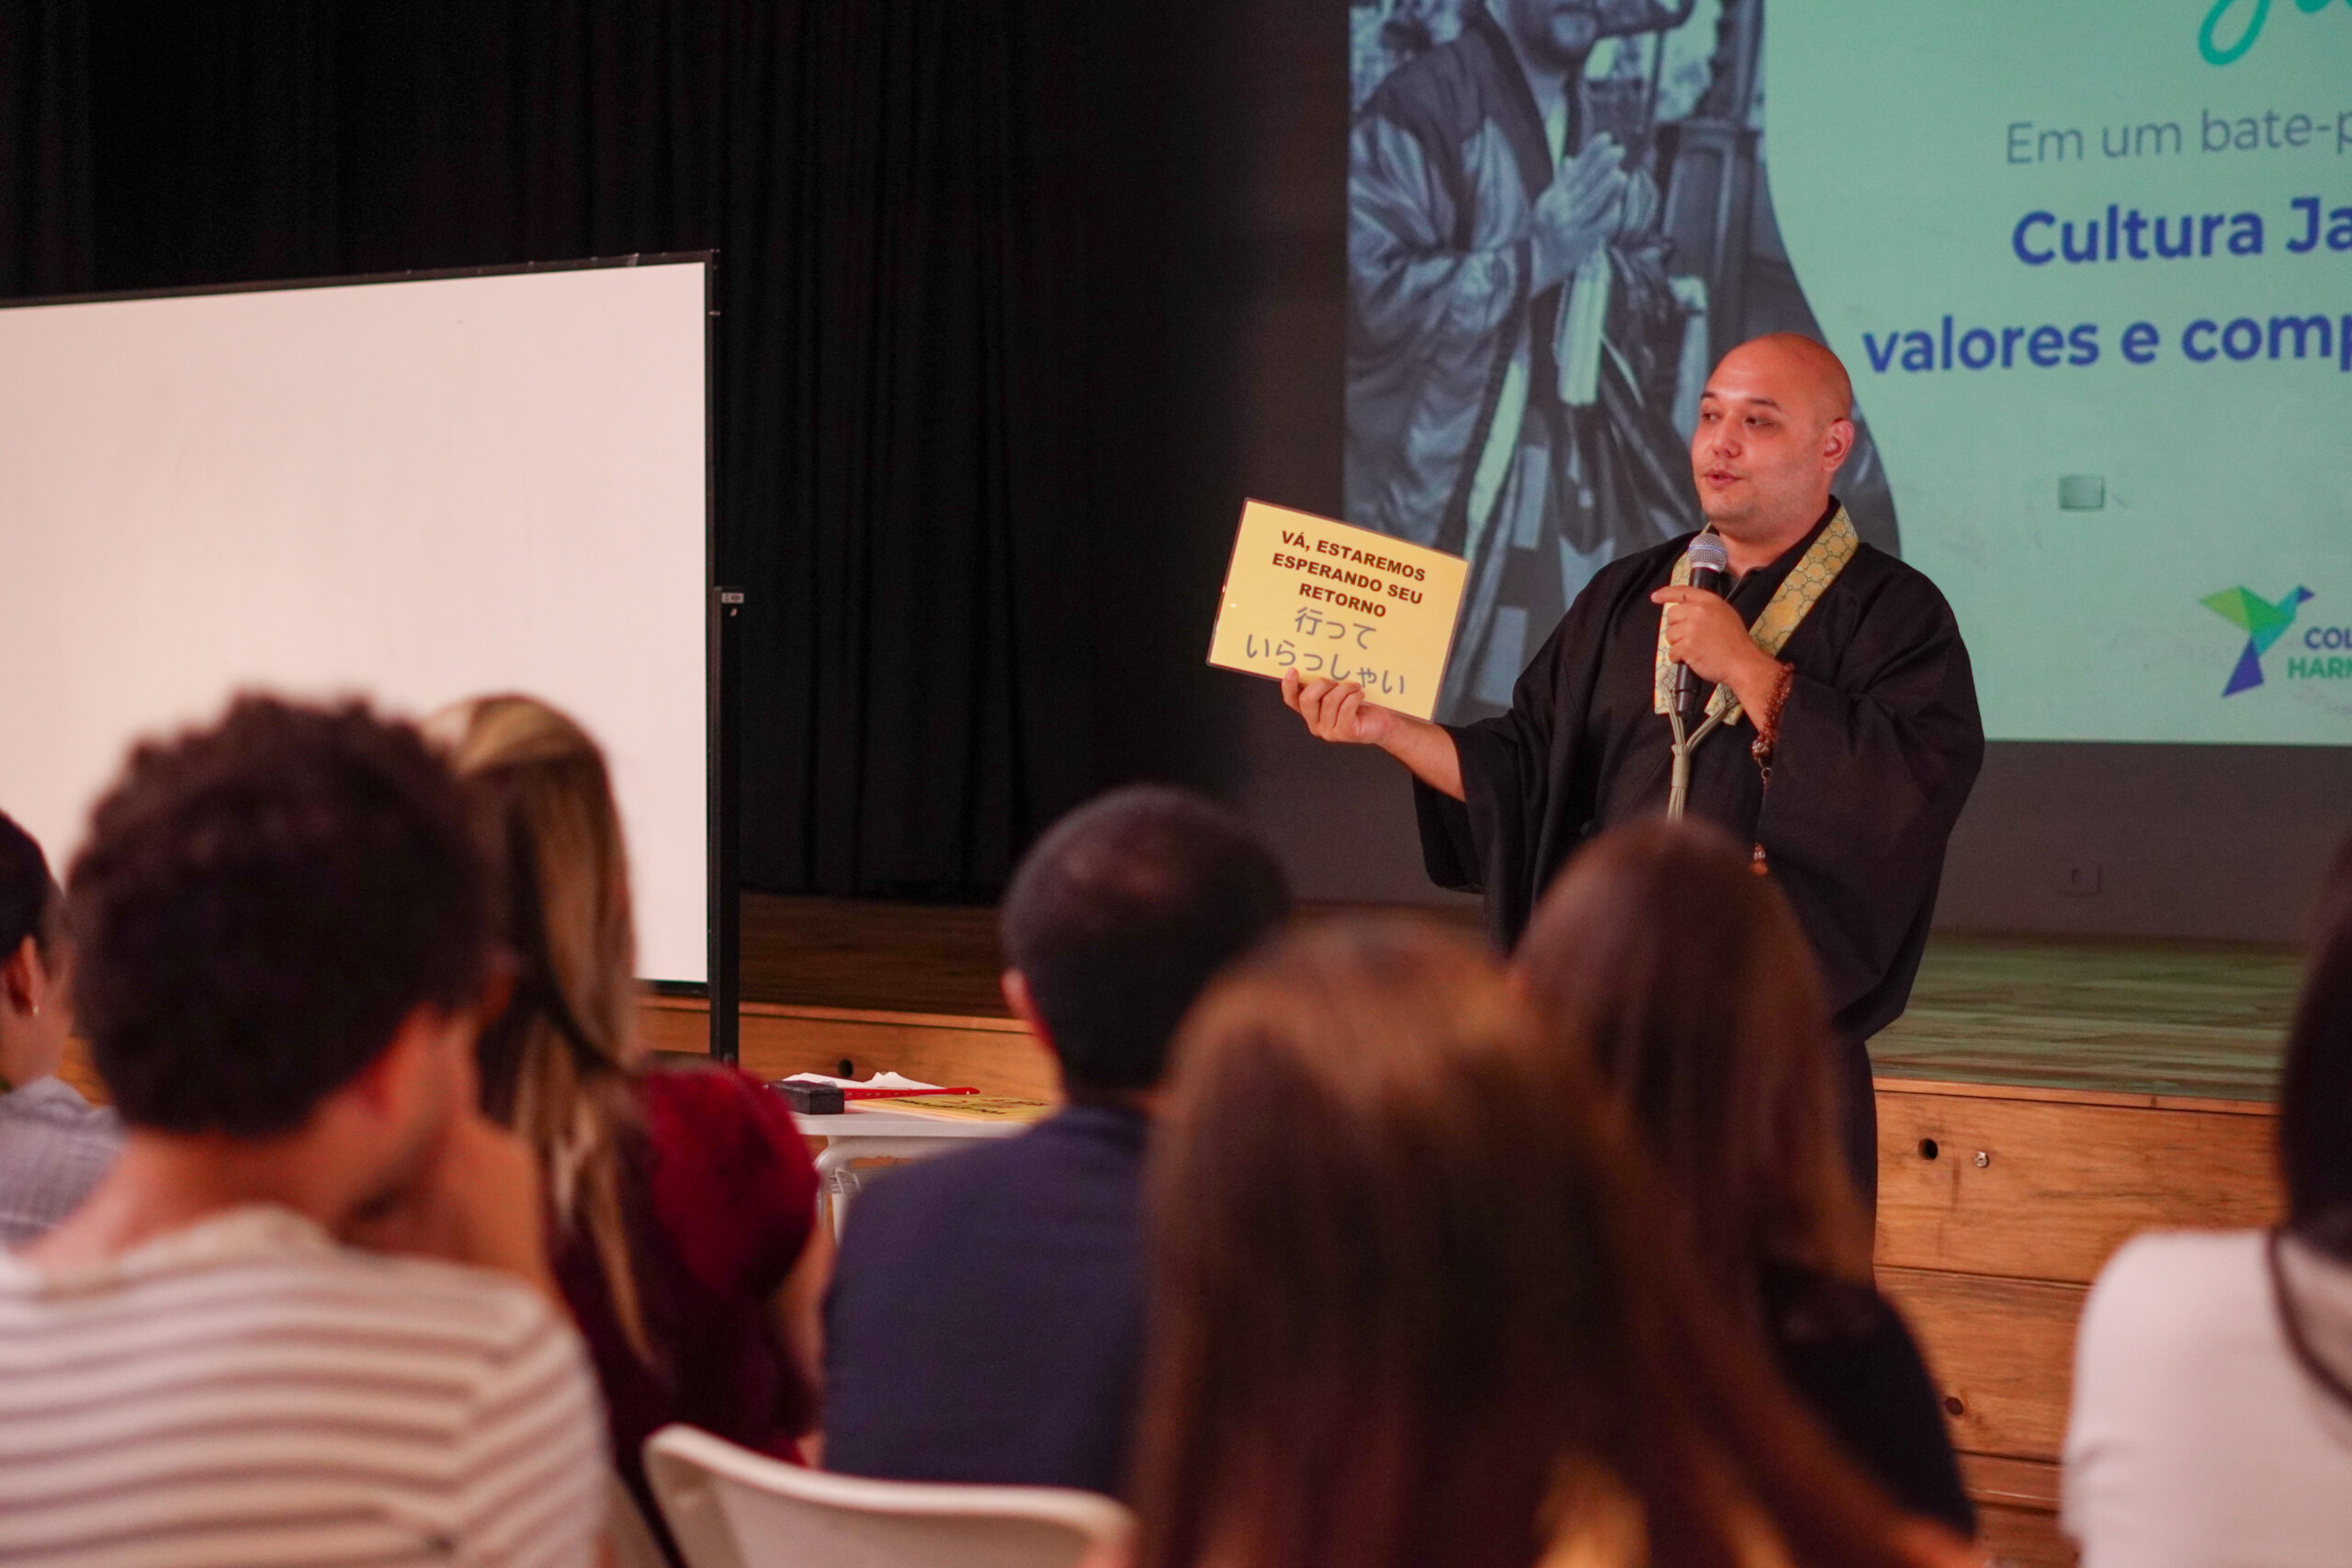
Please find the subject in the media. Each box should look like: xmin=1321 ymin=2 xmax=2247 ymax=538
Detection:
xmin=1347 ymin=0 xmax=1901 ymax=720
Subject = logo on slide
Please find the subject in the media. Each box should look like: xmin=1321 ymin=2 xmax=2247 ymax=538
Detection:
xmin=2201 ymin=584 xmax=2313 ymax=694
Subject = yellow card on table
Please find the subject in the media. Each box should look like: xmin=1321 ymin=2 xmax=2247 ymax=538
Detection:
xmin=1205 ymin=500 xmax=1467 ymax=722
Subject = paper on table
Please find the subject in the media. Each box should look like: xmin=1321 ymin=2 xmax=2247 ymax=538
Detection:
xmin=1205 ymin=499 xmax=1468 ymax=722
xmin=781 ymin=1071 xmax=942 ymax=1092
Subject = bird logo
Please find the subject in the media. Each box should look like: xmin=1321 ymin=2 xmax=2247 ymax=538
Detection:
xmin=2200 ymin=585 xmax=2313 ymax=695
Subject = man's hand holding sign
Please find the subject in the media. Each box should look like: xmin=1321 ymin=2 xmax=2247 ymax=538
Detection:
xmin=1278 ymin=666 xmax=1464 ymax=804
xmin=1208 ymin=501 xmax=1471 ymax=799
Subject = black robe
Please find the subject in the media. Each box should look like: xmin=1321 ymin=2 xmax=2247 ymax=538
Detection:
xmin=1416 ymin=509 xmax=1984 ymax=1046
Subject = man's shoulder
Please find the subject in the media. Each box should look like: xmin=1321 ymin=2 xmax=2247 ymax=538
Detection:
xmin=0 ymin=1077 xmax=118 ymax=1132
xmin=1838 ymin=541 xmax=1961 ymax=622
xmin=0 ymin=1215 xmax=600 ymax=1568
xmin=1571 ymin=535 xmax=1688 ymax=607
xmin=838 ymin=1111 xmax=1145 ymax=1263
xmin=339 ymin=1248 xmax=576 ymax=1349
xmin=855 ymin=1109 xmax=1139 ymax=1213
xmin=1593 ymin=530 xmax=1958 ymax=613
xmin=0 ymin=1219 xmax=594 ymax=1461
xmin=1360 ymin=28 xmax=1513 ymax=143
xmin=1 ymin=1210 xmax=565 ymax=1363
xmin=837 ymin=1126 xmax=1030 ymax=1244
xmin=0 ymin=1081 xmax=122 ymax=1186
xmin=232 ymin=1219 xmax=567 ymax=1346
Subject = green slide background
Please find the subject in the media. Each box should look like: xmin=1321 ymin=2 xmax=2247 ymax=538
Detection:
xmin=1768 ymin=1 xmax=2352 ymax=741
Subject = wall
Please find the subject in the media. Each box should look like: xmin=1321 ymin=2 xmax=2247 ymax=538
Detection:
xmin=1940 ymin=743 xmax=2352 ymax=942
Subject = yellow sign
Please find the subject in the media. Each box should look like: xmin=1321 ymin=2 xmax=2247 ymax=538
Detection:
xmin=1205 ymin=500 xmax=1468 ymax=722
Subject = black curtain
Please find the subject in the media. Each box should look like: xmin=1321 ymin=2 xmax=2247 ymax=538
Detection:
xmin=0 ymin=1 xmax=89 ymax=296
xmin=0 ymin=1 xmax=1125 ymax=899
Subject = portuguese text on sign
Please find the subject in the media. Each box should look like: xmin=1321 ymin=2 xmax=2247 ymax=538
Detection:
xmin=1205 ymin=499 xmax=1468 ymax=723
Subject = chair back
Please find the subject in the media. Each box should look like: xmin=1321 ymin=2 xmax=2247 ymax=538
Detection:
xmin=644 ymin=1425 xmax=1133 ymax=1568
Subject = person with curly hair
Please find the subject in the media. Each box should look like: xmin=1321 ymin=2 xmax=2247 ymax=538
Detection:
xmin=0 ymin=695 xmax=602 ymax=1568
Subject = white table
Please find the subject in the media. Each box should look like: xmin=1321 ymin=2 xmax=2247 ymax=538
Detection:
xmin=793 ymin=1107 xmax=1031 ymax=1237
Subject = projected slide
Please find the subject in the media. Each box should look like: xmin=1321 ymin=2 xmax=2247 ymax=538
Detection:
xmin=1767 ymin=3 xmax=2350 ymax=743
xmin=1349 ymin=1 xmax=2352 ymax=743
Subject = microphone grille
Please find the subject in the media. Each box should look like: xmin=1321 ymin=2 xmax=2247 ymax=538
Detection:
xmin=1686 ymin=534 xmax=1729 ymax=575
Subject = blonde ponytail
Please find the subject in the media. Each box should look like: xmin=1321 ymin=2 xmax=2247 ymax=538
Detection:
xmin=430 ymin=694 xmax=654 ymax=1364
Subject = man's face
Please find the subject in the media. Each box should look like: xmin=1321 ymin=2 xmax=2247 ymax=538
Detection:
xmin=1687 ymin=346 xmax=1851 ymax=538
xmin=1506 ymin=0 xmax=1603 ymax=69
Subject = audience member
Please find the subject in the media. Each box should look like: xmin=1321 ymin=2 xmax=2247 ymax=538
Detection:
xmin=433 ymin=694 xmax=828 ymax=1545
xmin=1515 ymin=819 xmax=1973 ymax=1537
xmin=2063 ymin=835 xmax=2352 ymax=1565
xmin=822 ymin=784 xmax=1290 ymax=1496
xmin=0 ymin=811 xmax=119 ymax=1245
xmin=1130 ymin=919 xmax=1971 ymax=1568
xmin=0 ymin=696 xmax=602 ymax=1568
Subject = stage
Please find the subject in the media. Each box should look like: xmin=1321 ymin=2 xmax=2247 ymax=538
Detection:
xmin=720 ymin=897 xmax=2297 ymax=1100
xmin=647 ymin=903 xmax=2298 ymax=1568
xmin=1868 ymin=935 xmax=2284 ymax=1566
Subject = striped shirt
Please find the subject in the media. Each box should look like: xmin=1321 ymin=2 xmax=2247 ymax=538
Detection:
xmin=0 ymin=1204 xmax=605 ymax=1568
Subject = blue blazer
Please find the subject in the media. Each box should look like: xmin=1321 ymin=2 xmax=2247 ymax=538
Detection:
xmin=820 ymin=1103 xmax=1148 ymax=1498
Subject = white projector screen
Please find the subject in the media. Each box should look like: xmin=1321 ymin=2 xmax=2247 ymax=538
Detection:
xmin=0 ymin=257 xmax=712 ymax=984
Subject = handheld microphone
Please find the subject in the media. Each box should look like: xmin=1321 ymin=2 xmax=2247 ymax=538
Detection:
xmin=1672 ymin=533 xmax=1730 ymax=721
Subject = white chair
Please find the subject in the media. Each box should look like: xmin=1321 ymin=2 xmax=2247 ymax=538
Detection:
xmin=643 ymin=1424 xmax=1134 ymax=1568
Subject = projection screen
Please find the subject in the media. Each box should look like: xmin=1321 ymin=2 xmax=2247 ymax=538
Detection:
xmin=0 ymin=256 xmax=713 ymax=984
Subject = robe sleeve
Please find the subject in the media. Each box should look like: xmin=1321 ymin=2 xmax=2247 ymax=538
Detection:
xmin=1350 ymin=111 xmax=1529 ymax=362
xmin=1415 ymin=585 xmax=1606 ymax=946
xmin=1758 ymin=575 xmax=1984 ymax=1033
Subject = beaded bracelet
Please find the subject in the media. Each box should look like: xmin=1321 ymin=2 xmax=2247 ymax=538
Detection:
xmin=1749 ymin=661 xmax=1795 ymax=770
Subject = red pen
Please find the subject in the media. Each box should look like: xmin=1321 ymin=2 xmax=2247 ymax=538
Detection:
xmin=841 ymin=1086 xmax=980 ymax=1100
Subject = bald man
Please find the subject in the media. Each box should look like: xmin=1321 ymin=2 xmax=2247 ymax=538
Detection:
xmin=1283 ymin=334 xmax=1984 ymax=1198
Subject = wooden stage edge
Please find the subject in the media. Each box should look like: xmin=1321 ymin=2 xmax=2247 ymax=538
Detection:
xmin=653 ymin=919 xmax=2299 ymax=1568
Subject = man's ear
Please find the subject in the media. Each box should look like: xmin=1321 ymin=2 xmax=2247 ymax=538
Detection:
xmin=0 ymin=937 xmax=38 ymax=1016
xmin=1001 ymin=969 xmax=1054 ymax=1055
xmin=342 ymin=1008 xmax=443 ymax=1122
xmin=1821 ymin=416 xmax=1856 ymax=475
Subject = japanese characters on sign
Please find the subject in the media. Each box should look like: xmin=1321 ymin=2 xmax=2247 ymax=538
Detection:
xmin=1205 ymin=499 xmax=1469 ymax=723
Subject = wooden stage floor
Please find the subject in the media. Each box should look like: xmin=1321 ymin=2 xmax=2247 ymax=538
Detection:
xmin=742 ymin=894 xmax=2301 ymax=1103
xmin=1872 ymin=932 xmax=2294 ymax=1102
